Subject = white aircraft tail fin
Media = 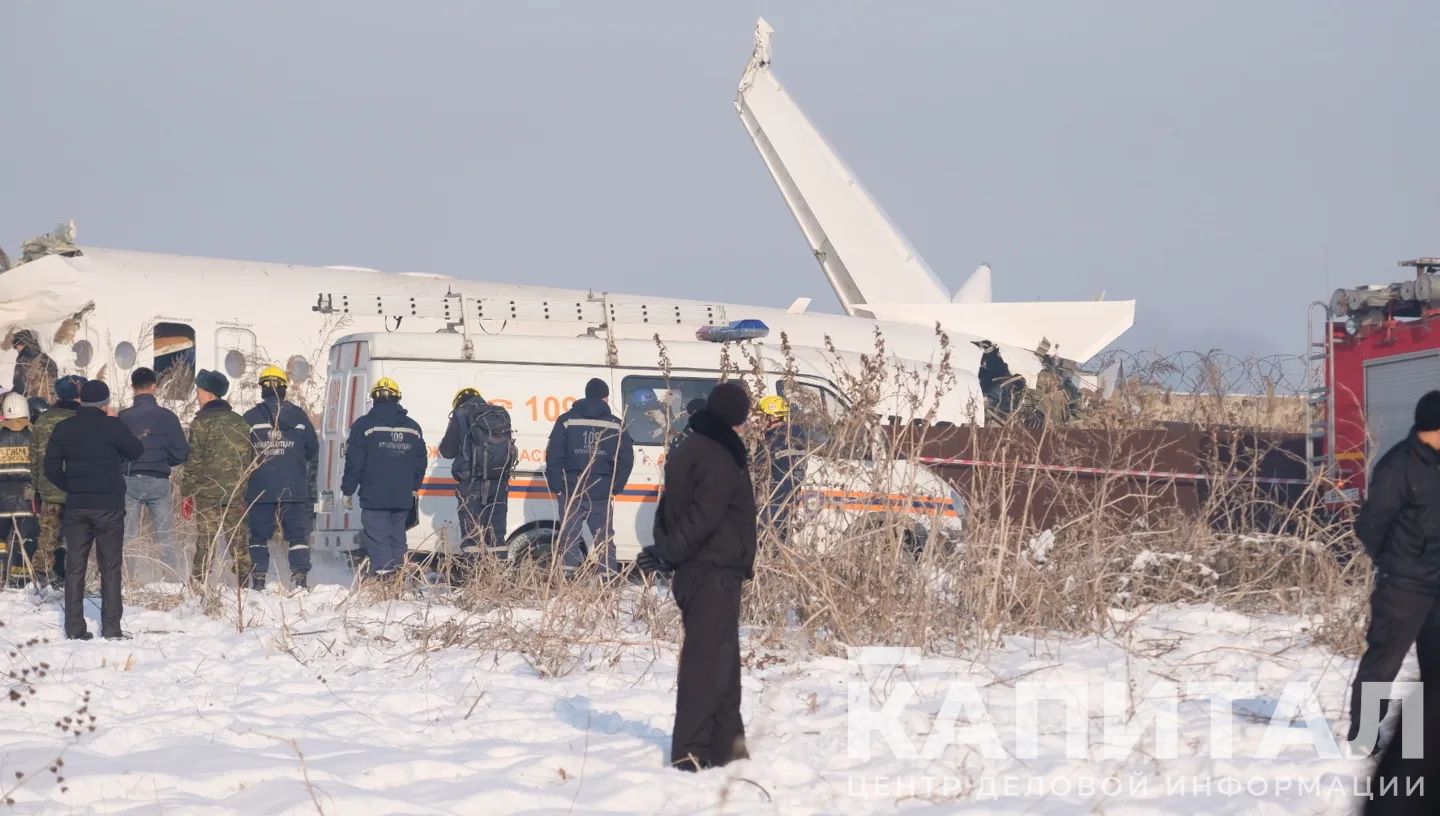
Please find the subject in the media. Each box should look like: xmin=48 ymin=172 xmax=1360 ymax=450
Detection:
xmin=952 ymin=264 xmax=992 ymax=304
xmin=735 ymin=18 xmax=950 ymax=316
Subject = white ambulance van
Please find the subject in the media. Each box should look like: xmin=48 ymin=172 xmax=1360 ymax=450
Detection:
xmin=313 ymin=330 xmax=965 ymax=564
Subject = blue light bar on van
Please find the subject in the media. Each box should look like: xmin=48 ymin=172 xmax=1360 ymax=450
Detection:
xmin=696 ymin=319 xmax=770 ymax=343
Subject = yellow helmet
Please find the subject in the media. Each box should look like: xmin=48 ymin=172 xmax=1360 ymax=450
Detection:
xmin=453 ymin=387 xmax=481 ymax=410
xmin=758 ymin=395 xmax=790 ymax=418
xmin=258 ymin=365 xmax=289 ymax=387
xmin=371 ymin=377 xmax=402 ymax=399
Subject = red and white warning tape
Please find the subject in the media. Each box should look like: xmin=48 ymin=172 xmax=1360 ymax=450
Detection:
xmin=915 ymin=456 xmax=1313 ymax=486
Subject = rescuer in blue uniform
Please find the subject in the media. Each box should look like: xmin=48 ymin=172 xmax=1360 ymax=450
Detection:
xmin=439 ymin=387 xmax=517 ymax=564
xmin=243 ymin=366 xmax=319 ymax=590
xmin=757 ymin=395 xmax=809 ymax=540
xmin=341 ymin=377 xmax=427 ymax=578
xmin=545 ymin=378 xmax=634 ymax=574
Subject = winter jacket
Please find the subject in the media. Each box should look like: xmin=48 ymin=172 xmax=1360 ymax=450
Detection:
xmin=652 ymin=409 xmax=757 ymax=579
xmin=544 ymin=397 xmax=634 ymax=497
xmin=119 ymin=393 xmax=190 ymax=479
xmin=1356 ymin=431 xmax=1440 ymax=593
xmin=759 ymin=422 xmax=809 ymax=503
xmin=341 ymin=399 xmax=427 ymax=511
xmin=440 ymin=399 xmax=517 ymax=484
xmin=0 ymin=423 xmax=34 ymax=517
xmin=180 ymin=400 xmax=254 ymax=505
xmin=243 ymin=398 xmax=318 ymax=504
xmin=29 ymin=400 xmax=77 ymax=504
xmin=42 ymin=407 xmax=144 ymax=511
xmin=12 ymin=346 xmax=57 ymax=397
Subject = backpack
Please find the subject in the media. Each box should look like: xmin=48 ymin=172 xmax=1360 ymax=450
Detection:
xmin=460 ymin=402 xmax=516 ymax=483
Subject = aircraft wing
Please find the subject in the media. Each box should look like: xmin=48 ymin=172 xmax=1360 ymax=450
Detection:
xmin=864 ymin=300 xmax=1136 ymax=363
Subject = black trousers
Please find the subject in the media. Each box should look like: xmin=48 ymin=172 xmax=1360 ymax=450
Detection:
xmin=1348 ymin=580 xmax=1440 ymax=743
xmin=1365 ymin=682 xmax=1440 ymax=816
xmin=63 ymin=507 xmax=125 ymax=639
xmin=671 ymin=568 xmax=745 ymax=769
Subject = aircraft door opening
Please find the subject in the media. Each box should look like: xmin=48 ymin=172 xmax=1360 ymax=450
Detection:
xmin=154 ymin=322 xmax=196 ymax=398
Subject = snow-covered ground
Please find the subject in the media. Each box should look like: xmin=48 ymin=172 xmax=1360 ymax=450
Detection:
xmin=0 ymin=573 xmax=1384 ymax=814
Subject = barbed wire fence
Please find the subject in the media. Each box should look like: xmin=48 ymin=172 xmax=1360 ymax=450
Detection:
xmin=1084 ymin=350 xmax=1307 ymax=433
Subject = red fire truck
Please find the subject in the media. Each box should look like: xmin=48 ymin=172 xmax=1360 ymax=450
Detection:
xmin=1309 ymin=258 xmax=1440 ymax=504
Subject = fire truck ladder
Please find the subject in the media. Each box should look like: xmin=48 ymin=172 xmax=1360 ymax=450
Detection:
xmin=1304 ymin=300 xmax=1335 ymax=481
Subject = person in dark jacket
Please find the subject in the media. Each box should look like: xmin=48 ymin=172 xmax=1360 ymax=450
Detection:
xmin=118 ymin=367 xmax=189 ymax=557
xmin=755 ymin=395 xmax=809 ymax=541
xmin=28 ymin=374 xmax=84 ymax=587
xmin=439 ymin=387 xmax=516 ymax=564
xmin=341 ymin=377 xmax=426 ymax=577
xmin=11 ymin=330 xmax=57 ymax=398
xmin=43 ymin=380 xmax=143 ymax=640
xmin=1349 ymin=390 xmax=1440 ymax=749
xmin=640 ymin=382 xmax=757 ymax=771
xmin=0 ymin=393 xmax=38 ymax=586
xmin=545 ymin=378 xmax=634 ymax=575
xmin=243 ymin=366 xmax=319 ymax=590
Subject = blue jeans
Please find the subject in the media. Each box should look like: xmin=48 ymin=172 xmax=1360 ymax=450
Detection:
xmin=124 ymin=474 xmax=175 ymax=550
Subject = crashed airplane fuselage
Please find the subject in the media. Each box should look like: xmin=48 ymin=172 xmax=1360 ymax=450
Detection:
xmin=0 ymin=20 xmax=1129 ymax=422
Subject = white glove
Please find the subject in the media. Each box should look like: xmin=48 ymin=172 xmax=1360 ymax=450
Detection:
xmin=343 ymin=494 xmax=354 ymax=510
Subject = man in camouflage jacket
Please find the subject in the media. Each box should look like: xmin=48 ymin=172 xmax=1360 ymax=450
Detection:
xmin=27 ymin=375 xmax=84 ymax=586
xmin=179 ymin=370 xmax=255 ymax=587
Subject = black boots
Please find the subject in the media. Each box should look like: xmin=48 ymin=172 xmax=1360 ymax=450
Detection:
xmin=293 ymin=572 xmax=308 ymax=590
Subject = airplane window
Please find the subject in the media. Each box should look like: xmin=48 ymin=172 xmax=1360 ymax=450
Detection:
xmin=287 ymin=355 xmax=312 ymax=384
xmin=224 ymin=349 xmax=246 ymax=379
xmin=114 ymin=341 xmax=137 ymax=370
xmin=72 ymin=340 xmax=93 ymax=368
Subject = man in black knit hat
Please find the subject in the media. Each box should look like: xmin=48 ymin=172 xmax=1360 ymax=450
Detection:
xmin=1350 ymin=390 xmax=1440 ymax=751
xmin=640 ymin=381 xmax=757 ymax=771
xmin=43 ymin=380 xmax=143 ymax=640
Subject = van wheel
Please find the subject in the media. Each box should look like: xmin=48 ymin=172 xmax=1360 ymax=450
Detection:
xmin=507 ymin=526 xmax=557 ymax=567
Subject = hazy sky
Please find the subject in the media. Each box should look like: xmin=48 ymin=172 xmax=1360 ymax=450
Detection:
xmin=4 ymin=2 xmax=1436 ymax=356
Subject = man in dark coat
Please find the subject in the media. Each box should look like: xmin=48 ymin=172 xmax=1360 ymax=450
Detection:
xmin=1349 ymin=390 xmax=1440 ymax=749
xmin=640 ymin=382 xmax=757 ymax=771
xmin=439 ymin=387 xmax=516 ymax=564
xmin=44 ymin=381 xmax=143 ymax=640
xmin=341 ymin=377 xmax=427 ymax=577
xmin=545 ymin=378 xmax=634 ymax=575
xmin=119 ymin=367 xmax=190 ymax=557
xmin=243 ymin=366 xmax=319 ymax=590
